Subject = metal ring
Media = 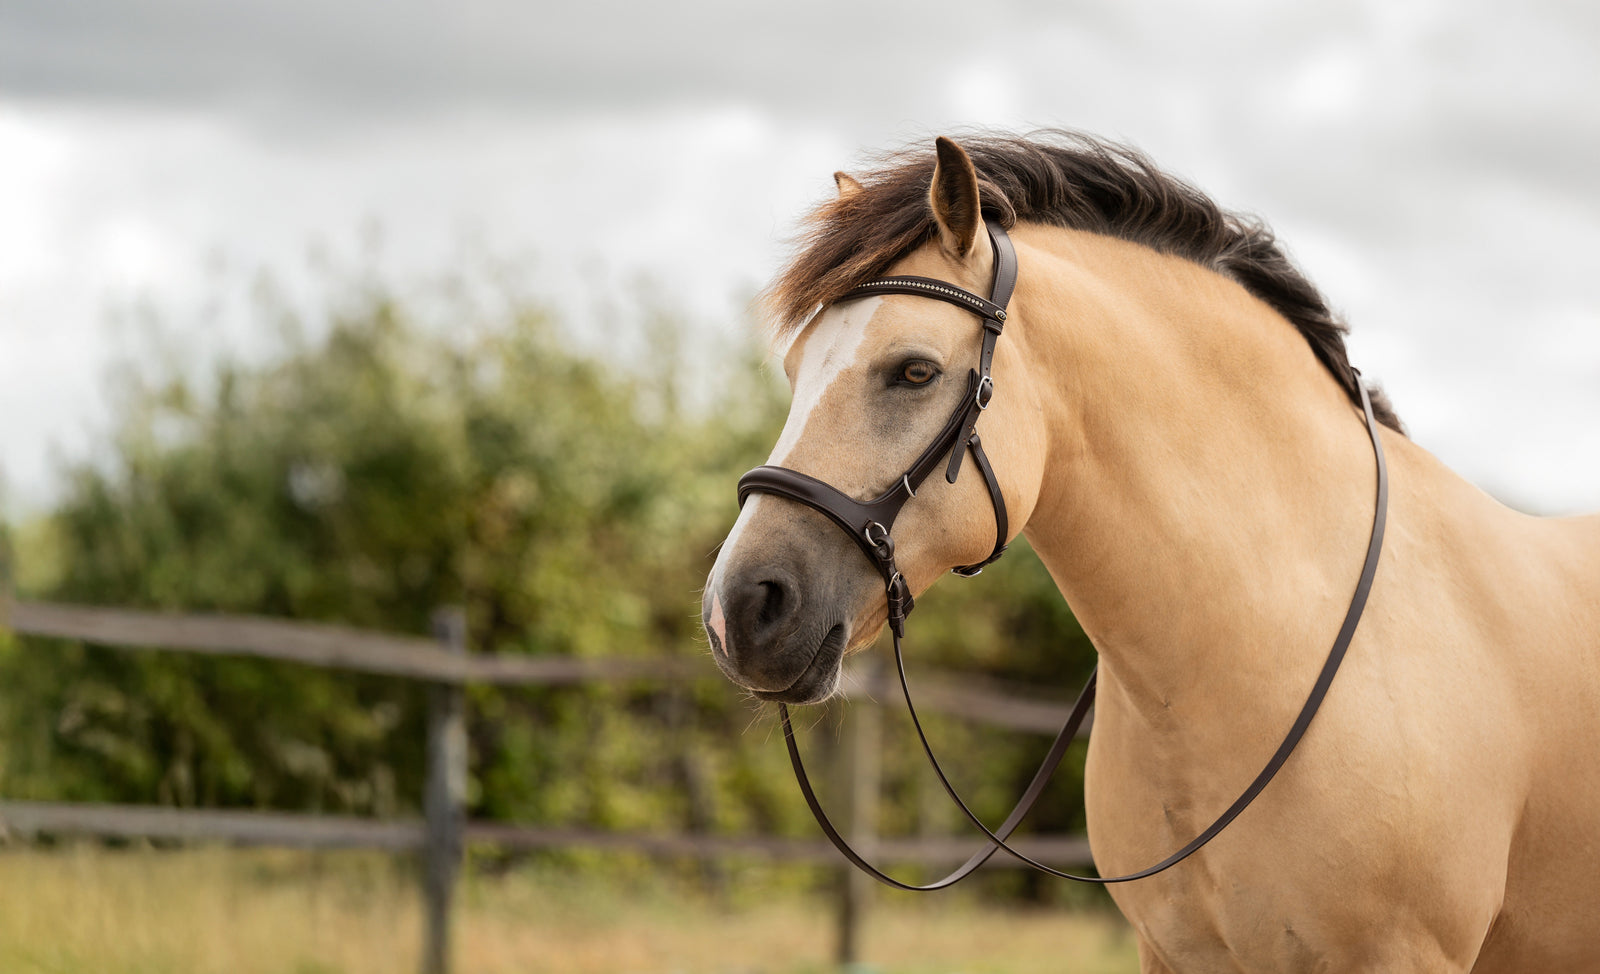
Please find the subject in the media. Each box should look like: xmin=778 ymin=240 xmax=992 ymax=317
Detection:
xmin=975 ymin=375 xmax=995 ymax=410
xmin=863 ymin=521 xmax=890 ymax=548
xmin=902 ymin=474 xmax=916 ymax=498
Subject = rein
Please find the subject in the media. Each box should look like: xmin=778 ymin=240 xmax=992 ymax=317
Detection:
xmin=736 ymin=220 xmax=1390 ymax=891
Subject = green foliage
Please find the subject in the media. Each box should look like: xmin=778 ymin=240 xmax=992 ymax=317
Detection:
xmin=0 ymin=268 xmax=1097 ymax=898
xmin=0 ymin=279 xmax=788 ymax=824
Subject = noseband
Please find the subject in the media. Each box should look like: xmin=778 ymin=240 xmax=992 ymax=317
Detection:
xmin=735 ymin=219 xmax=1390 ymax=891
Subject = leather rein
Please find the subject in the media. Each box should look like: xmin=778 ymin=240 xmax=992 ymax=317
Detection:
xmin=736 ymin=219 xmax=1390 ymax=891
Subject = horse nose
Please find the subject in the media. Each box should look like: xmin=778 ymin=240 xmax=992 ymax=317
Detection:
xmin=720 ymin=570 xmax=800 ymax=664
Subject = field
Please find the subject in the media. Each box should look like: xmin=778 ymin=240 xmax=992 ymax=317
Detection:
xmin=0 ymin=844 xmax=1139 ymax=974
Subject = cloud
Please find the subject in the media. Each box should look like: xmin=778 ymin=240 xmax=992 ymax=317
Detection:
xmin=1 ymin=0 xmax=985 ymax=125
xmin=1 ymin=0 xmax=1596 ymax=513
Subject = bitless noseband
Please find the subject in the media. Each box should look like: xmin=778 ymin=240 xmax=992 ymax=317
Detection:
xmin=736 ymin=220 xmax=1390 ymax=890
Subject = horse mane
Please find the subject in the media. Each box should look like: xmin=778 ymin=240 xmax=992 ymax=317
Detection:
xmin=767 ymin=130 xmax=1403 ymax=433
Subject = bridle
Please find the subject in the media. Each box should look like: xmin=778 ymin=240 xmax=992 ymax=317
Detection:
xmin=736 ymin=218 xmax=1390 ymax=891
xmin=739 ymin=217 xmax=1018 ymax=639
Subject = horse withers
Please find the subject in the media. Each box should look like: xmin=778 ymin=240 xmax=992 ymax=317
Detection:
xmin=701 ymin=131 xmax=1600 ymax=973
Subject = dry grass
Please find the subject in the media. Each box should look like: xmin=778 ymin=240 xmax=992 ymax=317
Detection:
xmin=0 ymin=844 xmax=1139 ymax=974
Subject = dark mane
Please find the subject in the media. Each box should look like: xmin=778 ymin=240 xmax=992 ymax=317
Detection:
xmin=768 ymin=131 xmax=1402 ymax=433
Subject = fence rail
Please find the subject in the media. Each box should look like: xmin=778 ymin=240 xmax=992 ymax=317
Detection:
xmin=0 ymin=800 xmax=1093 ymax=867
xmin=3 ymin=598 xmax=1091 ymax=731
xmin=0 ymin=596 xmax=1097 ymax=972
xmin=0 ymin=801 xmax=425 ymax=850
xmin=4 ymin=600 xmax=706 ymax=684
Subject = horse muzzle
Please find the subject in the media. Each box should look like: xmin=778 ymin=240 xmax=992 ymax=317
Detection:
xmin=703 ymin=564 xmax=853 ymax=704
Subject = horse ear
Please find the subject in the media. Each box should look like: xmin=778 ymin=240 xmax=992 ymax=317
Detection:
xmin=929 ymin=136 xmax=982 ymax=258
xmin=833 ymin=171 xmax=864 ymax=199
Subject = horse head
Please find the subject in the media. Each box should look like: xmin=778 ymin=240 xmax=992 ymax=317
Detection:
xmin=701 ymin=137 xmax=1047 ymax=703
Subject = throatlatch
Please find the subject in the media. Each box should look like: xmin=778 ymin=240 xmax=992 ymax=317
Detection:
xmin=735 ymin=218 xmax=1390 ymax=891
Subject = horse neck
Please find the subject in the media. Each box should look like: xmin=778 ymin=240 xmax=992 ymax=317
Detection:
xmin=1011 ymin=228 xmax=1383 ymax=719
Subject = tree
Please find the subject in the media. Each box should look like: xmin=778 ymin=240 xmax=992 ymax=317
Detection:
xmin=0 ymin=278 xmax=796 ymax=831
xmin=0 ymin=270 xmax=1098 ymax=899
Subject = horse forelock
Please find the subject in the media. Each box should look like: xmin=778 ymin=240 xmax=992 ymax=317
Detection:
xmin=764 ymin=130 xmax=1404 ymax=434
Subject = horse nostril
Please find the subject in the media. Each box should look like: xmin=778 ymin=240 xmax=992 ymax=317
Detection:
xmin=725 ymin=573 xmax=800 ymax=653
xmin=757 ymin=579 xmax=788 ymax=629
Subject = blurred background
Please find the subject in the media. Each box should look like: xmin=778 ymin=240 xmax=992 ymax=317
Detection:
xmin=1 ymin=2 xmax=1597 ymax=973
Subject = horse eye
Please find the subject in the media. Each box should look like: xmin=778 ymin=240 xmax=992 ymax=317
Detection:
xmin=898 ymin=361 xmax=938 ymax=385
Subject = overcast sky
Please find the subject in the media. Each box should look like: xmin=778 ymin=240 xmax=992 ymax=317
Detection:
xmin=2 ymin=0 xmax=1597 ymax=516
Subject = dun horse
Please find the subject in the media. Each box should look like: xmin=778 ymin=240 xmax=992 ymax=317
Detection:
xmin=701 ymin=132 xmax=1600 ymax=972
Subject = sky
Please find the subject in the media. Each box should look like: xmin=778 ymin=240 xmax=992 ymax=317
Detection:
xmin=2 ymin=0 xmax=1597 ymax=516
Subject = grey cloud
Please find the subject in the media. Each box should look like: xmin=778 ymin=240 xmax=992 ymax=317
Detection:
xmin=9 ymin=0 xmax=1594 ymax=197
xmin=1 ymin=0 xmax=1004 ymax=121
xmin=2 ymin=0 xmax=1596 ymax=513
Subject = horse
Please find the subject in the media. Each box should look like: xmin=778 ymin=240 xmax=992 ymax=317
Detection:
xmin=700 ymin=131 xmax=1600 ymax=973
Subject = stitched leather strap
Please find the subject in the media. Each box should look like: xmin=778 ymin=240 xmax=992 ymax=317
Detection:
xmin=847 ymin=277 xmax=1006 ymax=322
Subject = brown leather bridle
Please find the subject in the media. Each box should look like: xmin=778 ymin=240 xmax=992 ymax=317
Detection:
xmin=736 ymin=218 xmax=1390 ymax=891
xmin=739 ymin=217 xmax=1018 ymax=638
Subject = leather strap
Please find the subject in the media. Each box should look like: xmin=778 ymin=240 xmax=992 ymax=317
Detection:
xmin=950 ymin=432 xmax=1008 ymax=576
xmin=779 ymin=667 xmax=1097 ymax=890
xmin=783 ymin=377 xmax=1390 ymax=887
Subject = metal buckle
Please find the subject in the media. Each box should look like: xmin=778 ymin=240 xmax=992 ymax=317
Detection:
xmin=952 ymin=543 xmax=1008 ymax=579
xmin=975 ymin=375 xmax=995 ymax=410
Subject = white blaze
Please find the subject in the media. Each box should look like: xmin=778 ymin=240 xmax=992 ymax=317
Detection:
xmin=769 ymin=296 xmax=881 ymax=464
xmin=708 ymin=297 xmax=881 ymax=591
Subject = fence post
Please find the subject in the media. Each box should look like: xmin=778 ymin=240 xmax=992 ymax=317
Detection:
xmin=0 ymin=524 xmax=14 ymax=628
xmin=422 ymin=607 xmax=468 ymax=974
xmin=836 ymin=657 xmax=882 ymax=969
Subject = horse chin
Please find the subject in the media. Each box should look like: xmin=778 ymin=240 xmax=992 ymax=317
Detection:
xmin=751 ymin=623 xmax=848 ymax=705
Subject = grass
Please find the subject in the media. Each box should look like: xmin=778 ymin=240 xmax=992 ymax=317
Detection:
xmin=0 ymin=844 xmax=1139 ymax=974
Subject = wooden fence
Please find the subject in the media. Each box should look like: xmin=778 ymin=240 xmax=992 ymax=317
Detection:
xmin=0 ymin=597 xmax=1093 ymax=972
